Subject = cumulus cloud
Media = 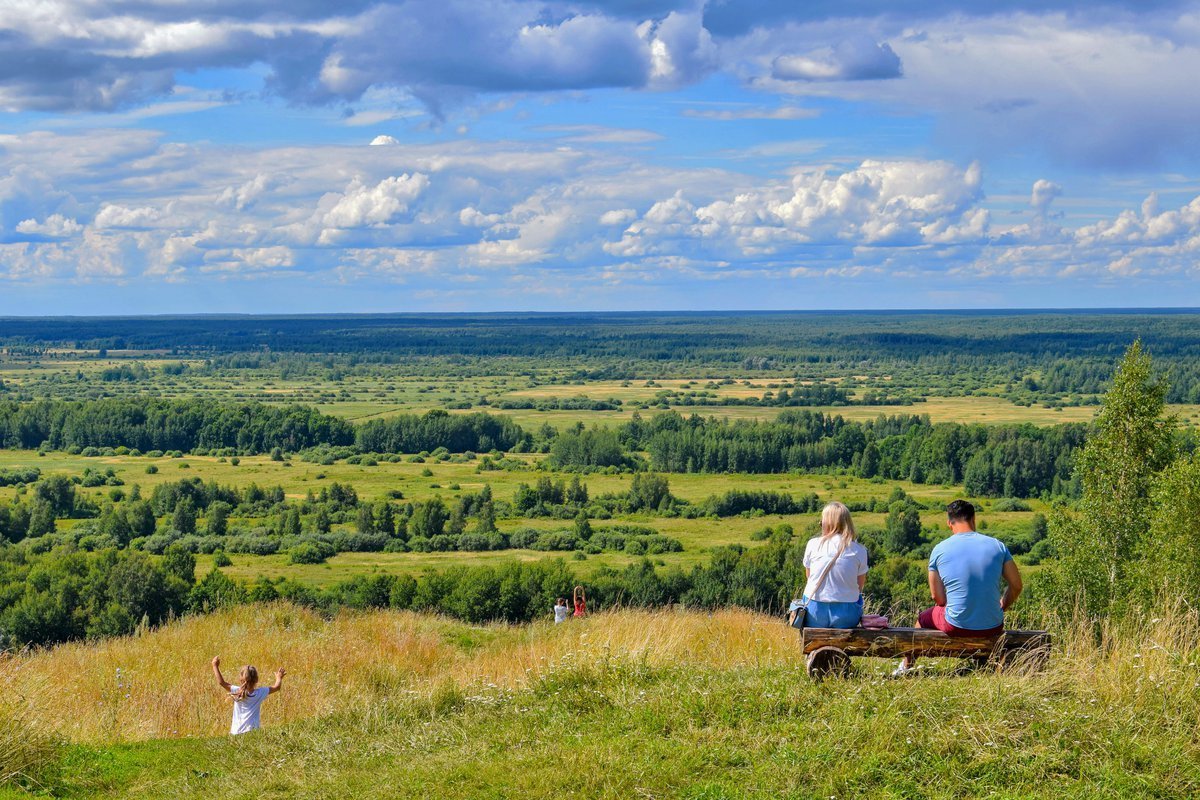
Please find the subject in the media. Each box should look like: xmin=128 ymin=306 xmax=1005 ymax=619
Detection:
xmin=317 ymin=174 xmax=430 ymax=230
xmin=609 ymin=160 xmax=986 ymax=258
xmin=15 ymin=214 xmax=82 ymax=238
xmin=599 ymin=208 xmax=637 ymax=225
xmin=219 ymin=174 xmax=274 ymax=211
xmin=94 ymin=204 xmax=168 ymax=229
xmin=772 ymin=38 xmax=903 ymax=82
xmin=3 ymin=127 xmax=1200 ymax=305
xmin=1030 ymin=179 xmax=1062 ymax=217
xmin=369 ymin=135 xmax=401 ymax=146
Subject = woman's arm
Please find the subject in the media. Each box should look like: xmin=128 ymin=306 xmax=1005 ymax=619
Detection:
xmin=268 ymin=667 xmax=286 ymax=695
xmin=858 ymin=573 xmax=866 ymax=591
xmin=211 ymin=656 xmax=231 ymax=691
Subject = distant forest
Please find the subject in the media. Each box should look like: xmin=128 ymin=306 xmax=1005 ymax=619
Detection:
xmin=3 ymin=311 xmax=1199 ymax=401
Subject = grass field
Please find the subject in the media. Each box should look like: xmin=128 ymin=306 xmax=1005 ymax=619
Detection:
xmin=7 ymin=352 xmax=1199 ymax=431
xmin=0 ymin=449 xmax=1045 ymax=587
xmin=4 ymin=603 xmax=1199 ymax=798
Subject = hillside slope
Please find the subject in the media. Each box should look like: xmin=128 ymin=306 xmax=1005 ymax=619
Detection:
xmin=4 ymin=605 xmax=1199 ymax=798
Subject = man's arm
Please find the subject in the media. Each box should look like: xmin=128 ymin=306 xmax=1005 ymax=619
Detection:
xmin=268 ymin=667 xmax=286 ymax=694
xmin=211 ymin=656 xmax=231 ymax=691
xmin=1000 ymin=560 xmax=1023 ymax=611
xmin=928 ymin=570 xmax=947 ymax=606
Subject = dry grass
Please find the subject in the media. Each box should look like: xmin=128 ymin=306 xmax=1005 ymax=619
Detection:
xmin=0 ymin=665 xmax=58 ymax=791
xmin=0 ymin=606 xmax=797 ymax=744
xmin=6 ymin=604 xmax=1200 ymax=797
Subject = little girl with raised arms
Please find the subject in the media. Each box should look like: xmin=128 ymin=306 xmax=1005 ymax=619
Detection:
xmin=211 ymin=656 xmax=285 ymax=735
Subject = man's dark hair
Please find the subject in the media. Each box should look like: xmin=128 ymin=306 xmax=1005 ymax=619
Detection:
xmin=946 ymin=499 xmax=976 ymax=524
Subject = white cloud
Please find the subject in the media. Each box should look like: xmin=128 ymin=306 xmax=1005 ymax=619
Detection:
xmin=94 ymin=203 xmax=167 ymax=229
xmin=772 ymin=38 xmax=903 ymax=82
xmin=15 ymin=214 xmax=82 ymax=237
xmin=4 ymin=127 xmax=1200 ymax=303
xmin=218 ymin=174 xmax=273 ymax=211
xmin=317 ymin=174 xmax=430 ymax=230
xmin=369 ymin=135 xmax=401 ymax=145
xmin=599 ymin=208 xmax=637 ymax=225
xmin=1031 ymin=179 xmax=1063 ymax=216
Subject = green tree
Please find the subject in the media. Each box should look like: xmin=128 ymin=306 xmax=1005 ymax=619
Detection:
xmin=573 ymin=510 xmax=593 ymax=541
xmin=447 ymin=499 xmax=468 ymax=536
xmin=172 ymin=497 xmax=197 ymax=535
xmin=628 ymin=473 xmax=671 ymax=512
xmin=882 ymin=502 xmax=921 ymax=554
xmin=1142 ymin=456 xmax=1200 ymax=601
xmin=374 ymin=501 xmax=396 ymax=536
xmin=281 ymin=507 xmax=302 ymax=536
xmin=475 ymin=494 xmax=498 ymax=535
xmin=34 ymin=475 xmax=75 ymax=517
xmin=1049 ymin=341 xmax=1177 ymax=616
xmin=27 ymin=498 xmax=56 ymax=537
xmin=206 ymin=501 xmax=231 ymax=537
xmin=411 ymin=498 xmax=447 ymax=539
xmin=162 ymin=544 xmax=197 ymax=586
xmin=127 ymin=500 xmax=156 ymax=538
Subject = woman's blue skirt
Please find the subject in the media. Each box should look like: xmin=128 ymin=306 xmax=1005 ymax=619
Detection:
xmin=800 ymin=595 xmax=863 ymax=628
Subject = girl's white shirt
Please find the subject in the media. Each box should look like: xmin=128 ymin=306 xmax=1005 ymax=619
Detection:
xmin=229 ymin=686 xmax=270 ymax=735
xmin=802 ymin=536 xmax=869 ymax=603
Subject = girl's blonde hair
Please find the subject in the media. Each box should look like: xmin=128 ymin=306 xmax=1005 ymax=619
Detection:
xmin=231 ymin=665 xmax=259 ymax=702
xmin=820 ymin=502 xmax=856 ymax=547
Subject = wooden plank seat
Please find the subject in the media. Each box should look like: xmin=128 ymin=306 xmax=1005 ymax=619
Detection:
xmin=800 ymin=627 xmax=1051 ymax=678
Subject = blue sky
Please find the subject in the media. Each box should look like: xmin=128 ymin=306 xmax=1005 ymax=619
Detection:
xmin=2 ymin=0 xmax=1200 ymax=313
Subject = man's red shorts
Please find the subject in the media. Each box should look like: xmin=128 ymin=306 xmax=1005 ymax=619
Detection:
xmin=917 ymin=605 xmax=1003 ymax=637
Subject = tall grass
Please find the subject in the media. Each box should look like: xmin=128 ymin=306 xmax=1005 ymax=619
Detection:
xmin=5 ymin=603 xmax=1200 ymax=797
xmin=0 ymin=664 xmax=58 ymax=792
xmin=0 ymin=605 xmax=797 ymax=743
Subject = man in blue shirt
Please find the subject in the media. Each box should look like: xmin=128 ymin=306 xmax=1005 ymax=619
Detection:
xmin=894 ymin=499 xmax=1023 ymax=675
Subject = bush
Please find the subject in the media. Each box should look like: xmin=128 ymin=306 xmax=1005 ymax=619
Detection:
xmin=991 ymin=498 xmax=1033 ymax=512
xmin=289 ymin=541 xmax=335 ymax=564
xmin=225 ymin=535 xmax=281 ymax=556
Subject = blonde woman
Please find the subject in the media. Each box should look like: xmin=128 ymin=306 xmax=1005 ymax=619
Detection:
xmin=212 ymin=656 xmax=285 ymax=735
xmin=797 ymin=502 xmax=868 ymax=628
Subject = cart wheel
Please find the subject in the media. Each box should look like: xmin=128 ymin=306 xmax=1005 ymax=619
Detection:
xmin=806 ymin=646 xmax=851 ymax=679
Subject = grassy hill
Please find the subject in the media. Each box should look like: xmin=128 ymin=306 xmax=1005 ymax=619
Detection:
xmin=4 ymin=605 xmax=1200 ymax=799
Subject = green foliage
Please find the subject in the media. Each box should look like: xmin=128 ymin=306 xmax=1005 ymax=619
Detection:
xmin=1142 ymin=456 xmax=1200 ymax=601
xmin=635 ymin=410 xmax=1085 ymax=497
xmin=0 ymin=547 xmax=189 ymax=646
xmin=1049 ymin=341 xmax=1178 ymax=616
xmin=0 ymin=397 xmax=354 ymax=453
xmin=548 ymin=427 xmax=627 ymax=469
xmin=882 ymin=502 xmax=922 ymax=555
xmin=289 ymin=541 xmax=335 ymax=565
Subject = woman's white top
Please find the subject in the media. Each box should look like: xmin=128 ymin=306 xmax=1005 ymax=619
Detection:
xmin=802 ymin=536 xmax=869 ymax=603
xmin=229 ymin=686 xmax=270 ymax=735
xmin=553 ymin=603 xmax=569 ymax=623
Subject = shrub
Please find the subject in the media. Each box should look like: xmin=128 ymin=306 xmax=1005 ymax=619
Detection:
xmin=289 ymin=541 xmax=335 ymax=564
xmin=992 ymin=498 xmax=1033 ymax=512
